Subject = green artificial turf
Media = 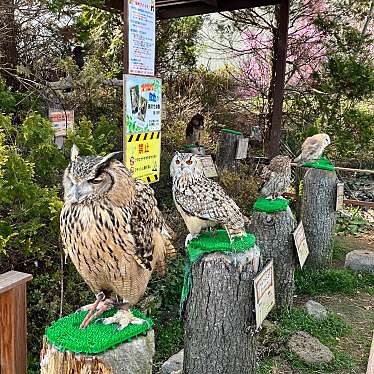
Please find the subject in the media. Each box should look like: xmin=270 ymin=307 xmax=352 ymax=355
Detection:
xmin=45 ymin=308 xmax=153 ymax=354
xmin=253 ymin=197 xmax=290 ymax=213
xmin=187 ymin=229 xmax=256 ymax=262
xmin=303 ymin=157 xmax=335 ymax=171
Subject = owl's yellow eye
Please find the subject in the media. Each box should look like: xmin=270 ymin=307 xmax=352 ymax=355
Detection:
xmin=186 ymin=159 xmax=193 ymax=165
xmin=175 ymin=160 xmax=180 ymax=165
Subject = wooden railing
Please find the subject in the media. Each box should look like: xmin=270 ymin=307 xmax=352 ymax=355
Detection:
xmin=0 ymin=271 xmax=32 ymax=374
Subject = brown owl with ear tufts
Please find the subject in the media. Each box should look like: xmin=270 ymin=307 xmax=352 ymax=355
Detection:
xmin=60 ymin=145 xmax=175 ymax=330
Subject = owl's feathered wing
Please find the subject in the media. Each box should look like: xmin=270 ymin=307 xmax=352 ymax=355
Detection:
xmin=174 ymin=176 xmax=246 ymax=235
xmin=294 ymin=137 xmax=323 ymax=164
xmin=131 ymin=180 xmax=175 ymax=271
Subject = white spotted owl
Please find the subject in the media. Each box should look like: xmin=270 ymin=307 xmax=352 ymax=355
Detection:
xmin=294 ymin=133 xmax=331 ymax=165
xmin=170 ymin=152 xmax=247 ymax=245
xmin=260 ymin=155 xmax=291 ymax=199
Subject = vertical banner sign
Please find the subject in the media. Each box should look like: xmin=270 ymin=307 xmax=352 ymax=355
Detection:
xmin=124 ymin=75 xmax=161 ymax=183
xmin=336 ymin=182 xmax=344 ymax=212
xmin=128 ymin=0 xmax=156 ymax=76
xmin=254 ymin=260 xmax=275 ymax=329
xmin=293 ymin=221 xmax=309 ymax=268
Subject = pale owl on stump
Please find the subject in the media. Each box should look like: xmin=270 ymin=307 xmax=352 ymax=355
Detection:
xmin=294 ymin=133 xmax=331 ymax=165
xmin=260 ymin=155 xmax=291 ymax=199
xmin=60 ymin=145 xmax=175 ymax=330
xmin=170 ymin=152 xmax=247 ymax=245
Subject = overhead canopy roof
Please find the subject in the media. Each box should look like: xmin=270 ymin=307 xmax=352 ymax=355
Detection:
xmin=101 ymin=0 xmax=280 ymax=18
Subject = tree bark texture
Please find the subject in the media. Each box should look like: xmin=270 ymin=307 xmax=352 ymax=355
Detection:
xmin=0 ymin=0 xmax=18 ymax=86
xmin=302 ymin=168 xmax=337 ymax=269
xmin=183 ymin=250 xmax=260 ymax=374
xmin=250 ymin=208 xmax=297 ymax=309
xmin=40 ymin=330 xmax=155 ymax=374
xmin=216 ymin=131 xmax=242 ymax=171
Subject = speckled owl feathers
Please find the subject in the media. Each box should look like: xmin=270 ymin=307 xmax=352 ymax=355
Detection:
xmin=60 ymin=147 xmax=174 ymax=305
xmin=171 ymin=153 xmax=247 ymax=243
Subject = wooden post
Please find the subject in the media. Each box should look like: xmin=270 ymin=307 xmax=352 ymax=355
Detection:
xmin=216 ymin=130 xmax=242 ymax=171
xmin=40 ymin=330 xmax=155 ymax=374
xmin=0 ymin=271 xmax=32 ymax=374
xmin=250 ymin=208 xmax=297 ymax=309
xmin=183 ymin=250 xmax=260 ymax=374
xmin=302 ymin=168 xmax=337 ymax=269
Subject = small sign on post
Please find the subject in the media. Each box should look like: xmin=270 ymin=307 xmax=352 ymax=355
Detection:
xmin=236 ymin=138 xmax=249 ymax=160
xmin=293 ymin=221 xmax=309 ymax=268
xmin=336 ymin=182 xmax=344 ymax=212
xmin=254 ymin=260 xmax=275 ymax=329
xmin=198 ymin=155 xmax=218 ymax=178
xmin=48 ymin=109 xmax=74 ymax=149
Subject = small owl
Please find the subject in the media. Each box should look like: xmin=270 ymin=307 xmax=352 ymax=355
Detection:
xmin=171 ymin=152 xmax=247 ymax=245
xmin=260 ymin=155 xmax=291 ymax=199
xmin=60 ymin=145 xmax=175 ymax=330
xmin=294 ymin=133 xmax=331 ymax=165
xmin=185 ymin=113 xmax=204 ymax=146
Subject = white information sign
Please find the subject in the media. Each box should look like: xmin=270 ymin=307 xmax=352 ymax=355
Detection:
xmin=128 ymin=0 xmax=156 ymax=76
xmin=254 ymin=260 xmax=275 ymax=329
xmin=236 ymin=138 xmax=249 ymax=159
xmin=336 ymin=182 xmax=344 ymax=212
xmin=48 ymin=109 xmax=74 ymax=137
xmin=293 ymin=221 xmax=309 ymax=268
xmin=199 ymin=155 xmax=218 ymax=178
xmin=124 ymin=74 xmax=161 ymax=134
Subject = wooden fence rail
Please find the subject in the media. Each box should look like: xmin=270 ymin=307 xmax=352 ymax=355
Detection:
xmin=0 ymin=271 xmax=32 ymax=374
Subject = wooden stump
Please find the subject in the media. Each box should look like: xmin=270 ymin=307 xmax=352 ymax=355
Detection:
xmin=40 ymin=330 xmax=155 ymax=374
xmin=250 ymin=208 xmax=297 ymax=309
xmin=302 ymin=168 xmax=337 ymax=269
xmin=216 ymin=130 xmax=242 ymax=171
xmin=183 ymin=249 xmax=260 ymax=374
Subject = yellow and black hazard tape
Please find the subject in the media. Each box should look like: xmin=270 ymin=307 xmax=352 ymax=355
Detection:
xmin=128 ymin=131 xmax=161 ymax=143
xmin=140 ymin=174 xmax=159 ymax=184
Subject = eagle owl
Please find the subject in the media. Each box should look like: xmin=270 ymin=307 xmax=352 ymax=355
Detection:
xmin=260 ymin=155 xmax=291 ymax=199
xmin=170 ymin=152 xmax=247 ymax=245
xmin=60 ymin=145 xmax=175 ymax=329
xmin=185 ymin=113 xmax=204 ymax=146
xmin=294 ymin=133 xmax=331 ymax=165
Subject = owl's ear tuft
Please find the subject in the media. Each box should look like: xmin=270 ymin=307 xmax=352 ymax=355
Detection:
xmin=71 ymin=144 xmax=79 ymax=161
xmin=98 ymin=151 xmax=123 ymax=168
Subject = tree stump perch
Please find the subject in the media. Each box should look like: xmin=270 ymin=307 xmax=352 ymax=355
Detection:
xmin=250 ymin=208 xmax=297 ymax=309
xmin=40 ymin=330 xmax=155 ymax=374
xmin=302 ymin=168 xmax=337 ymax=269
xmin=216 ymin=130 xmax=242 ymax=171
xmin=183 ymin=249 xmax=260 ymax=374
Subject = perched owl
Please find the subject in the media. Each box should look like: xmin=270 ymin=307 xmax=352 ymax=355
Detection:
xmin=185 ymin=113 xmax=204 ymax=146
xmin=170 ymin=152 xmax=247 ymax=245
xmin=294 ymin=133 xmax=331 ymax=165
xmin=260 ymin=155 xmax=291 ymax=199
xmin=60 ymin=145 xmax=175 ymax=330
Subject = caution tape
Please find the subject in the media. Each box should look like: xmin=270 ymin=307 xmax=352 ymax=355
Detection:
xmin=127 ymin=131 xmax=161 ymax=143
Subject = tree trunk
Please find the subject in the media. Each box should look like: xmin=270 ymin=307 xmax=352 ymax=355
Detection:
xmin=183 ymin=250 xmax=260 ymax=374
xmin=250 ymin=208 xmax=297 ymax=309
xmin=0 ymin=0 xmax=18 ymax=87
xmin=302 ymin=168 xmax=337 ymax=269
xmin=216 ymin=130 xmax=242 ymax=171
xmin=40 ymin=330 xmax=155 ymax=374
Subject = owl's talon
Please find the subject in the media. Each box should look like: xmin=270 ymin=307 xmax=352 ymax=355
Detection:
xmin=102 ymin=309 xmax=146 ymax=331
